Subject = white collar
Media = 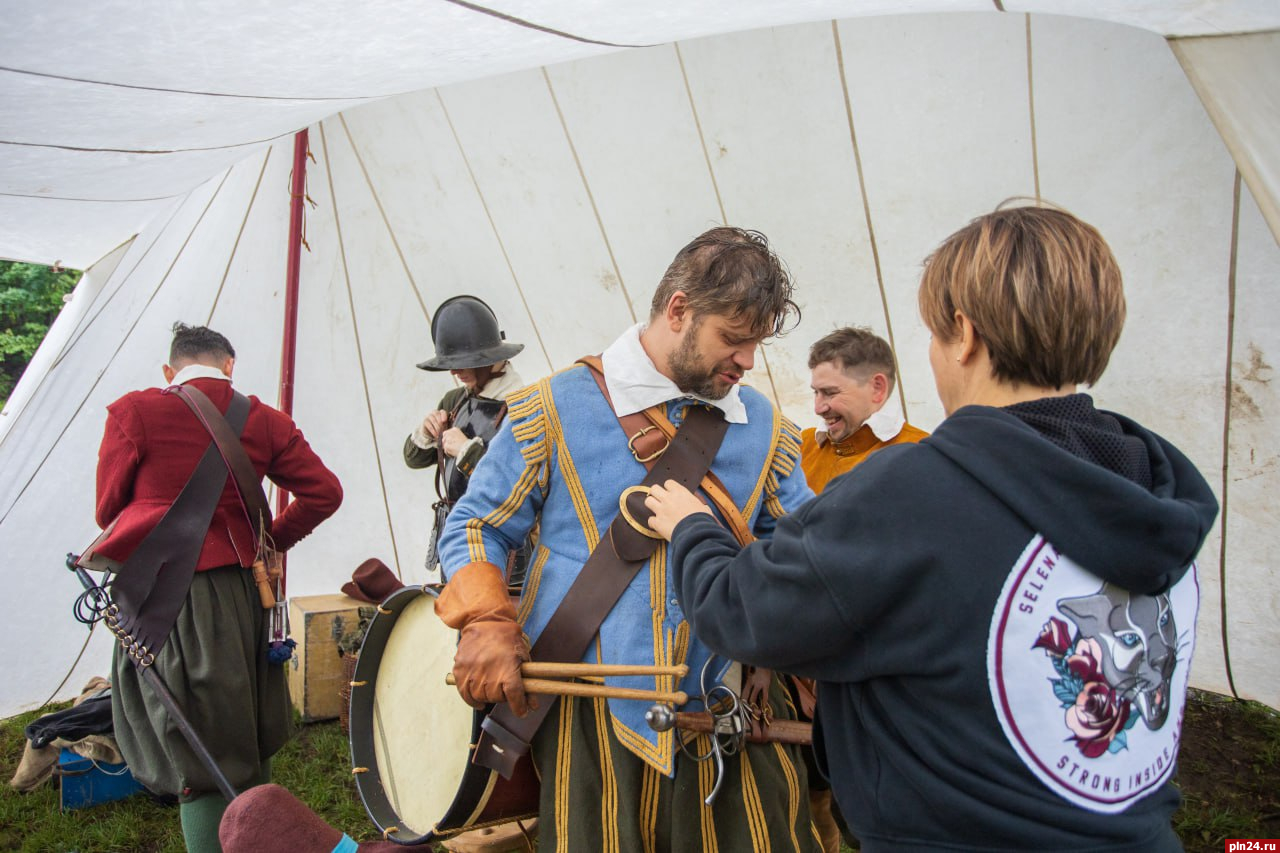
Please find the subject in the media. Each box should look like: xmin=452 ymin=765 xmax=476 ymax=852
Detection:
xmin=814 ymin=399 xmax=905 ymax=445
xmin=599 ymin=324 xmax=748 ymax=424
xmin=169 ymin=364 xmax=231 ymax=386
xmin=865 ymin=403 xmax=906 ymax=441
xmin=475 ymin=363 xmax=524 ymax=401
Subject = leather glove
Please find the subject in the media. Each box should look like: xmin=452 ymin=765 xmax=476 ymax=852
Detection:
xmin=435 ymin=561 xmax=533 ymax=716
xmin=453 ymin=620 xmax=532 ymax=716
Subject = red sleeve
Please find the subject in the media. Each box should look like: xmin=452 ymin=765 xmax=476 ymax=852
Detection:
xmin=95 ymin=398 xmax=143 ymax=529
xmin=264 ymin=410 xmax=343 ymax=552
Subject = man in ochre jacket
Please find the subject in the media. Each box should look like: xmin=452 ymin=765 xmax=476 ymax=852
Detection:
xmin=95 ymin=323 xmax=341 ymax=853
xmin=801 ymin=326 xmax=928 ymax=494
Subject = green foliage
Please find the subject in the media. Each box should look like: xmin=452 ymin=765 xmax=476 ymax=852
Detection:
xmin=0 ymin=260 xmax=80 ymax=408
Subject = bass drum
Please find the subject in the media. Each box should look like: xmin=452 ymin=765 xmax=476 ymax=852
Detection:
xmin=349 ymin=584 xmax=538 ymax=845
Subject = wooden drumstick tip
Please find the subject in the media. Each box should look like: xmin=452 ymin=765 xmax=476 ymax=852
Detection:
xmin=519 ymin=662 xmax=690 ymax=678
xmin=444 ymin=673 xmax=688 ymax=706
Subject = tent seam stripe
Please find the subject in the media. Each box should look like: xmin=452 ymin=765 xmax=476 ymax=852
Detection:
xmin=675 ymin=43 xmax=727 ymax=237
xmin=1218 ymin=170 xmax=1241 ymax=700
xmin=54 ymin=211 xmax=186 ymax=369
xmin=0 ymin=191 xmax=182 ymax=203
xmin=1025 ymin=16 xmax=1041 ymax=203
xmin=317 ymin=120 xmax=403 ymax=575
xmin=439 ymin=0 xmax=649 ymax=48
xmin=435 ymin=88 xmax=553 ymax=374
xmin=45 ymin=235 xmax=139 ymax=371
xmin=336 ymin=112 xmax=430 ymax=324
xmin=1166 ymin=27 xmax=1280 ymax=42
xmin=0 ymin=65 xmax=385 ymax=102
xmin=0 ymin=230 xmax=141 ymax=451
xmin=832 ymin=21 xmax=906 ymax=420
xmin=205 ymin=148 xmax=274 ymax=326
xmin=0 ymin=167 xmax=235 ymax=524
xmin=674 ymin=41 xmax=782 ymax=408
xmin=0 ymin=133 xmax=292 ymax=156
xmin=0 ymin=187 xmax=204 ymax=452
xmin=542 ymin=67 xmax=636 ymax=324
xmin=34 ymin=622 xmax=98 ymax=713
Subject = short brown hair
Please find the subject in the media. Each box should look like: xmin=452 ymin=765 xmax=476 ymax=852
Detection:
xmin=917 ymin=204 xmax=1125 ymax=388
xmin=808 ymin=326 xmax=897 ymax=391
xmin=170 ymin=322 xmax=235 ymax=364
xmin=649 ymin=227 xmax=799 ymax=339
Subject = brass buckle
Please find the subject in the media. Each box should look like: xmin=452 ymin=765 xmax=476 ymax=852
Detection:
xmin=628 ymin=426 xmax=669 ymax=463
xmin=618 ymin=485 xmax=663 ymax=539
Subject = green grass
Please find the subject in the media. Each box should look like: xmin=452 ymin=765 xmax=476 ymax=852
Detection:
xmin=2 ymin=689 xmax=1277 ymax=851
xmin=1171 ymin=692 xmax=1280 ymax=853
xmin=0 ymin=708 xmax=387 ymax=853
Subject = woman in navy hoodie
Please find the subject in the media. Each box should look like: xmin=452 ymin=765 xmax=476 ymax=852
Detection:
xmin=645 ymin=204 xmax=1217 ymax=852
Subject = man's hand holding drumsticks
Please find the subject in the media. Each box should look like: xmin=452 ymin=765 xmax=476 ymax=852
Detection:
xmin=434 ymin=561 xmax=535 ymax=716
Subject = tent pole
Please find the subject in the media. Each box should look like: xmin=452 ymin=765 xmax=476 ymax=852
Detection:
xmin=275 ymin=128 xmax=309 ymax=597
xmin=279 ymin=128 xmax=308 ymax=431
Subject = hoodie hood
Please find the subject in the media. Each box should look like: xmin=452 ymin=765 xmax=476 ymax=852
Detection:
xmin=926 ymin=402 xmax=1218 ymax=595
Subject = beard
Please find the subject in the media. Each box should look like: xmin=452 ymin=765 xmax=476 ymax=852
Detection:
xmin=668 ymin=328 xmax=738 ymax=400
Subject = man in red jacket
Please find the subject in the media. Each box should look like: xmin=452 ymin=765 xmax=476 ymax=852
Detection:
xmin=94 ymin=323 xmax=342 ymax=853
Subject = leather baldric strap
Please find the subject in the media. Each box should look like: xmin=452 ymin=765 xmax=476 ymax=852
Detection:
xmin=474 ymin=360 xmax=730 ymax=778
xmin=169 ymin=385 xmax=272 ymax=536
xmin=434 ymin=391 xmax=472 ymax=504
xmin=106 ymin=389 xmax=252 ymax=663
xmin=577 ymin=355 xmax=754 ymax=547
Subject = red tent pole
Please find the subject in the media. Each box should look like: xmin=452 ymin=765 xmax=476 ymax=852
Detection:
xmin=275 ymin=128 xmax=309 ymax=595
xmin=278 ymin=128 xmax=308 ymax=428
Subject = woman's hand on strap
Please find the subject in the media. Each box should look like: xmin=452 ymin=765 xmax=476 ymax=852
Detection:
xmin=644 ymin=480 xmax=713 ymax=541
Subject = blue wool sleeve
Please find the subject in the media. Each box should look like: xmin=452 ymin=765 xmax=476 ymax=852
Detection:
xmin=437 ymin=382 xmax=549 ymax=578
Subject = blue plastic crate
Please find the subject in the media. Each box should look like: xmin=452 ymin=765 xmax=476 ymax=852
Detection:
xmin=57 ymin=747 xmax=144 ymax=811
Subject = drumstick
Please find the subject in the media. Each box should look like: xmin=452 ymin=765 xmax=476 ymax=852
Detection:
xmin=445 ymin=673 xmax=688 ymax=705
xmin=520 ymin=662 xmax=689 ymax=679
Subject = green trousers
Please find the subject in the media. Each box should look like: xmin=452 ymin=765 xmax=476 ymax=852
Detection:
xmin=111 ymin=566 xmax=293 ymax=797
xmin=532 ymin=692 xmax=820 ymax=853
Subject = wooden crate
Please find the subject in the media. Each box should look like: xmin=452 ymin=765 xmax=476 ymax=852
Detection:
xmin=286 ymin=593 xmax=367 ymax=723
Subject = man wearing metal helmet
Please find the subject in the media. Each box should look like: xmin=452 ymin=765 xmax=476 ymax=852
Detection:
xmin=404 ymin=296 xmax=526 ymax=581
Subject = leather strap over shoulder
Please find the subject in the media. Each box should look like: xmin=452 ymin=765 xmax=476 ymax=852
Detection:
xmin=473 ymin=358 xmax=731 ymax=779
xmin=576 ymin=355 xmax=754 ymax=548
xmin=575 ymin=355 xmax=669 ymax=464
xmin=105 ymin=390 xmax=252 ymax=666
xmin=168 ymin=385 xmax=272 ymax=538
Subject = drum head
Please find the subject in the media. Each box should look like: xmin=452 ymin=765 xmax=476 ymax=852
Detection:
xmin=348 ymin=585 xmax=537 ymax=845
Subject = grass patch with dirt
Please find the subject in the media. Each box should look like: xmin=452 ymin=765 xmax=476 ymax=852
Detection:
xmin=1173 ymin=690 xmax=1280 ymax=852
xmin=0 ymin=689 xmax=1275 ymax=851
xmin=0 ymin=709 xmax=393 ymax=853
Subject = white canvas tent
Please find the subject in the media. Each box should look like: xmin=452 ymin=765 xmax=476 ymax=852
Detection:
xmin=0 ymin=2 xmax=1277 ymax=720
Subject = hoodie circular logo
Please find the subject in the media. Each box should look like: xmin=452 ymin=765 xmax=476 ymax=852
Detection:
xmin=987 ymin=535 xmax=1198 ymax=813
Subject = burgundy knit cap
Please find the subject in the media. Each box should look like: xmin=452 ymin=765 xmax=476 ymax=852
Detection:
xmin=340 ymin=558 xmax=404 ymax=604
xmin=219 ymin=783 xmax=401 ymax=853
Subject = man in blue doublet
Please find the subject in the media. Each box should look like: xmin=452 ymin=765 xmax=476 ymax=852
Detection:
xmin=436 ymin=227 xmax=820 ymax=852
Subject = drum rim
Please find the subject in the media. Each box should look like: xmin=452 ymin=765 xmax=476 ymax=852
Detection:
xmin=347 ymin=583 xmax=538 ymax=845
xmin=349 ymin=584 xmax=438 ymax=845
